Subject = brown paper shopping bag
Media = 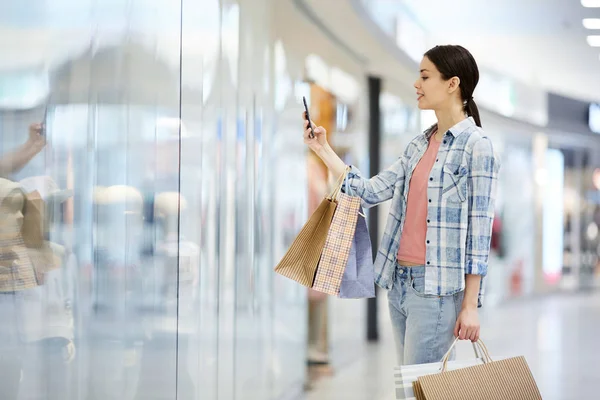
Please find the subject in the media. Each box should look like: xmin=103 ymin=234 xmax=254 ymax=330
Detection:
xmin=274 ymin=197 xmax=335 ymax=286
xmin=274 ymin=170 xmax=349 ymax=287
xmin=413 ymin=339 xmax=542 ymax=400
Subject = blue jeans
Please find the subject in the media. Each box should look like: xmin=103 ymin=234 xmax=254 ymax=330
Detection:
xmin=388 ymin=265 xmax=465 ymax=365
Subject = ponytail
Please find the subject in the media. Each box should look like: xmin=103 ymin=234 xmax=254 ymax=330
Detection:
xmin=465 ymin=97 xmax=482 ymax=128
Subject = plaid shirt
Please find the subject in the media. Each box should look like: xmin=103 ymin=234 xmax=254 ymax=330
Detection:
xmin=344 ymin=117 xmax=500 ymax=307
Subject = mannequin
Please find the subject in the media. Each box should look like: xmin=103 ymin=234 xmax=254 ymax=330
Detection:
xmin=0 ymin=176 xmax=71 ymax=400
xmin=86 ymin=185 xmax=145 ymax=400
xmin=16 ymin=176 xmax=76 ymax=400
xmin=0 ymin=178 xmax=29 ymax=400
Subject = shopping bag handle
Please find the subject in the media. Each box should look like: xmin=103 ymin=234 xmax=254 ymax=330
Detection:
xmin=439 ymin=337 xmax=493 ymax=372
xmin=326 ymin=167 xmax=366 ymax=217
xmin=328 ymin=166 xmax=350 ymax=201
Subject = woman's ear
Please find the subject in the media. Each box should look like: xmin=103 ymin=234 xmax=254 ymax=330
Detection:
xmin=448 ymin=76 xmax=461 ymax=94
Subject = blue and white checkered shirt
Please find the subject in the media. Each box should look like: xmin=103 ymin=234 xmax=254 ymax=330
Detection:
xmin=344 ymin=117 xmax=500 ymax=307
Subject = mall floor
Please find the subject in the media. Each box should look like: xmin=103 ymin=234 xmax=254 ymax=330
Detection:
xmin=302 ymin=290 xmax=600 ymax=400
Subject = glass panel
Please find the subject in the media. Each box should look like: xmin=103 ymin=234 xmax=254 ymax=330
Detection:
xmin=270 ymin=46 xmax=309 ymax=397
xmin=0 ymin=1 xmax=310 ymax=399
xmin=180 ymin=0 xmax=220 ymax=398
xmin=0 ymin=0 xmax=183 ymax=399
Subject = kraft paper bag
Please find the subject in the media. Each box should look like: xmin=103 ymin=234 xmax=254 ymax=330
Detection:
xmin=396 ymin=339 xmax=488 ymax=400
xmin=274 ymin=169 xmax=348 ymax=288
xmin=274 ymin=197 xmax=337 ymax=287
xmin=411 ymin=339 xmax=541 ymax=400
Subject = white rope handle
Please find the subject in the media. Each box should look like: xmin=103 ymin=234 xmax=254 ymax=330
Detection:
xmin=439 ymin=338 xmax=493 ymax=372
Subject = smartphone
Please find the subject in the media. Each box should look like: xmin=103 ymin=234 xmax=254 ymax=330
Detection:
xmin=302 ymin=96 xmax=315 ymax=139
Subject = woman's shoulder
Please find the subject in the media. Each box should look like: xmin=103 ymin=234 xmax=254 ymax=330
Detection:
xmin=461 ymin=128 xmax=500 ymax=168
xmin=406 ymin=130 xmax=431 ymax=149
xmin=460 ymin=125 xmax=493 ymax=149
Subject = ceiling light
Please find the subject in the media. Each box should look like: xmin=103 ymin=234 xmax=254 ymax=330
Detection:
xmin=582 ymin=0 xmax=600 ymax=7
xmin=583 ymin=18 xmax=600 ymax=29
xmin=587 ymin=35 xmax=600 ymax=46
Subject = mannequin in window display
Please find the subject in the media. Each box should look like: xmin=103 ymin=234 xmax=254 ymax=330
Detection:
xmin=0 ymin=122 xmax=64 ymax=400
xmin=91 ymin=185 xmax=144 ymax=312
xmin=0 ymin=178 xmax=33 ymax=400
xmin=15 ymin=176 xmax=76 ymax=400
xmin=134 ymin=192 xmax=200 ymax=399
xmin=0 ymin=176 xmax=71 ymax=400
xmin=86 ymin=185 xmax=145 ymax=400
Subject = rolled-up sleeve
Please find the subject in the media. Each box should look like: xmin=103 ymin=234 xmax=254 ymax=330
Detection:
xmin=342 ymin=147 xmax=410 ymax=209
xmin=465 ymin=137 xmax=500 ymax=277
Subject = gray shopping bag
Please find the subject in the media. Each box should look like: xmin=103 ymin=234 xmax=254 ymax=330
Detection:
xmin=338 ymin=210 xmax=375 ymax=298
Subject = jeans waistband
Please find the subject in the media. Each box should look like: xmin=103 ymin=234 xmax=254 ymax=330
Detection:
xmin=395 ymin=263 xmax=426 ymax=280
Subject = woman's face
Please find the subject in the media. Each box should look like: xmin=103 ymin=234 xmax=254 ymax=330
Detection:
xmin=414 ymin=56 xmax=456 ymax=111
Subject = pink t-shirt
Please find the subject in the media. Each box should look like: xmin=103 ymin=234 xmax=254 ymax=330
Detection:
xmin=397 ymin=137 xmax=441 ymax=264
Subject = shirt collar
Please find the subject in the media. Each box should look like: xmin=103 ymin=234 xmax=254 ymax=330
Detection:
xmin=424 ymin=116 xmax=476 ymax=139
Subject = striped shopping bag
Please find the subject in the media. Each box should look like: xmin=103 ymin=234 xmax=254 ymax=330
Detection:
xmin=396 ymin=358 xmax=487 ymax=400
xmin=274 ymin=169 xmax=347 ymax=287
xmin=273 ymin=197 xmax=336 ymax=287
xmin=395 ymin=339 xmax=540 ymax=400
xmin=311 ymin=191 xmax=360 ymax=295
xmin=413 ymin=339 xmax=541 ymax=400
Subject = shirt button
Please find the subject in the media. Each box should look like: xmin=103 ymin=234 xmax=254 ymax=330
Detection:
xmin=428 ymin=199 xmax=432 ymax=203
xmin=429 ymin=177 xmax=433 ymax=181
xmin=427 ymin=240 xmax=430 ymax=244
xmin=443 ymin=140 xmax=447 ymax=144
xmin=427 ymin=219 xmax=430 ymax=223
xmin=427 ymin=261 xmax=431 ymax=265
xmin=436 ymin=159 xmax=439 ymax=162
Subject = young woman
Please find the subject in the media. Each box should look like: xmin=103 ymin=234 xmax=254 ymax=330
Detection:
xmin=302 ymin=45 xmax=500 ymax=365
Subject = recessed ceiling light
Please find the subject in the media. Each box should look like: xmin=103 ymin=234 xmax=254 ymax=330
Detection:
xmin=588 ymin=35 xmax=600 ymax=46
xmin=582 ymin=0 xmax=600 ymax=7
xmin=583 ymin=18 xmax=600 ymax=29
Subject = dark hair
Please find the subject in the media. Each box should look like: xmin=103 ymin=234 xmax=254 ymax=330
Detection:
xmin=424 ymin=45 xmax=482 ymax=128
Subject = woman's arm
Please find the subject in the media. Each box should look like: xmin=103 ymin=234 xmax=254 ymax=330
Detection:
xmin=0 ymin=124 xmax=46 ymax=176
xmin=304 ymin=116 xmax=409 ymax=208
xmin=455 ymin=136 xmax=500 ymax=342
xmin=464 ymin=137 xmax=499 ymax=282
xmin=455 ymin=274 xmax=481 ymax=341
xmin=315 ymin=144 xmax=347 ymax=181
xmin=342 ymin=156 xmax=407 ymax=209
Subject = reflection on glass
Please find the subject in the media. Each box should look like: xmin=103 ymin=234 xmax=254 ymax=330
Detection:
xmin=0 ymin=1 xmax=309 ymax=399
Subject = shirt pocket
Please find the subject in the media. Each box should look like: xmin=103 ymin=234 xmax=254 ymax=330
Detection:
xmin=442 ymin=164 xmax=468 ymax=203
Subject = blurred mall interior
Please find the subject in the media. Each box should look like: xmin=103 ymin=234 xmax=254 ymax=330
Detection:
xmin=0 ymin=0 xmax=599 ymax=399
